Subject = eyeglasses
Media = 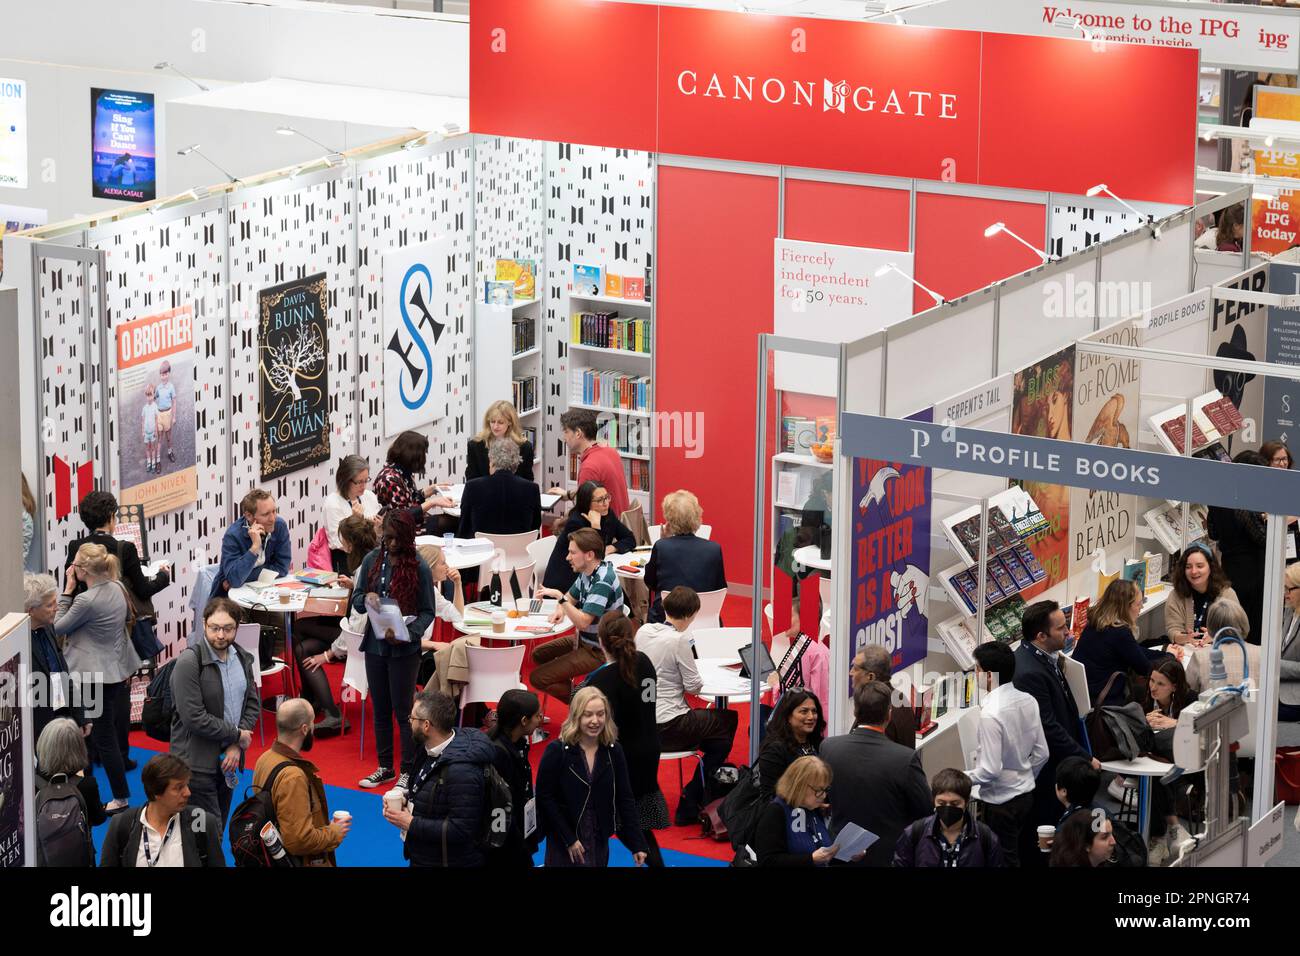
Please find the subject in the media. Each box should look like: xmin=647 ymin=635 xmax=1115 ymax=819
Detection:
xmin=811 ymin=786 xmax=830 ymax=797
xmin=407 ymin=715 xmax=429 ymax=725
xmin=205 ymin=623 xmax=238 ymax=635
xmin=591 ymin=495 xmax=610 ymax=505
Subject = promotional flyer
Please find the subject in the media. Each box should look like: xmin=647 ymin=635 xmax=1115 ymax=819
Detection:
xmin=0 ymin=77 xmax=28 ymax=189
xmin=91 ymin=88 xmax=156 ymax=202
xmin=259 ymin=273 xmax=331 ymax=480
xmin=0 ymin=652 xmax=25 ymax=869
xmin=849 ymin=409 xmax=932 ymax=675
xmin=1263 ymin=262 xmax=1300 ymax=447
xmin=116 ymin=306 xmax=198 ymax=518
xmin=1012 ymin=345 xmax=1076 ymax=593
xmin=382 ymin=238 xmax=451 ymax=437
xmin=1211 ymin=264 xmax=1267 ymax=451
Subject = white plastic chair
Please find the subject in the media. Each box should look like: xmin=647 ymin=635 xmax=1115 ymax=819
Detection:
xmin=477 ymin=558 xmax=536 ymax=609
xmin=648 ymin=524 xmax=712 ymax=543
xmin=662 ymin=587 xmax=727 ymax=631
xmin=526 ymin=536 xmax=557 ymax=579
xmin=818 ymin=575 xmax=833 ymax=640
xmin=460 ymin=644 xmax=526 ymax=726
xmin=689 ymin=627 xmax=749 ymax=663
xmin=234 ymin=622 xmax=283 ymax=744
xmin=764 ymin=603 xmax=791 ymax=664
xmin=339 ymin=622 xmax=369 ymax=759
xmin=660 ymin=750 xmax=705 ymax=804
xmin=475 ymin=530 xmax=539 ymax=568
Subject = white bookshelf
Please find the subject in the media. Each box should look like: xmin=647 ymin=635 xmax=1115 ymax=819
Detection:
xmin=475 ymin=286 xmax=544 ymax=484
xmin=571 ymin=292 xmax=652 ymax=310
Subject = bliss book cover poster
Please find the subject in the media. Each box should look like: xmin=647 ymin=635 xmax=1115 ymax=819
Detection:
xmin=91 ymin=88 xmax=156 ymax=202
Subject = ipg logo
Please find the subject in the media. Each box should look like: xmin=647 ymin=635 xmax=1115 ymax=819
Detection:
xmin=387 ymin=262 xmax=446 ymax=411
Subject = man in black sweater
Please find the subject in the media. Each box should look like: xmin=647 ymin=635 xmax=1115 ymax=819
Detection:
xmin=1012 ymin=600 xmax=1099 ymax=868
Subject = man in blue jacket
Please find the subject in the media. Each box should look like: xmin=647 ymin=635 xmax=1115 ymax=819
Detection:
xmin=382 ymin=688 xmax=496 ymax=867
xmin=218 ymin=489 xmax=292 ymax=593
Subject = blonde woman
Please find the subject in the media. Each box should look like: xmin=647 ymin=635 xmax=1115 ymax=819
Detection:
xmin=1072 ymin=578 xmax=1170 ymax=709
xmin=534 ymin=686 xmax=647 ymax=867
xmin=465 ymin=400 xmax=535 ymax=481
xmin=753 ymin=755 xmax=838 ymax=867
xmin=644 ymin=489 xmax=726 ymax=623
xmin=54 ymin=542 xmax=135 ymax=812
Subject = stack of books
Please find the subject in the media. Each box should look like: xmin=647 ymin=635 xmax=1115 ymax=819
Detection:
xmin=512 ymin=375 xmax=538 ymax=413
xmin=1143 ymin=502 xmax=1209 ymax=554
xmin=512 ymin=317 xmax=535 ymax=355
xmin=573 ymin=311 xmax=651 ymax=353
xmin=573 ymin=368 xmax=651 ymax=411
xmin=626 ymin=459 xmax=650 ymax=493
xmin=1149 ymin=390 xmax=1245 ymax=454
xmin=781 ymin=416 xmax=817 ymax=454
xmin=947 ymin=545 xmax=1045 ymax=614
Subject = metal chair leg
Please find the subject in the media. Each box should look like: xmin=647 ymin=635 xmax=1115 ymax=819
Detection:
xmin=359 ymin=696 xmax=367 ymax=762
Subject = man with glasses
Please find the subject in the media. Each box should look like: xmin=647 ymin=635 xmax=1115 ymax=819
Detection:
xmin=850 ymin=644 xmax=916 ymax=747
xmin=169 ymin=597 xmax=261 ymax=834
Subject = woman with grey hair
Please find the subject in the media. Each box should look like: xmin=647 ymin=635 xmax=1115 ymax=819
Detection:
xmin=456 ymin=437 xmax=543 ymax=542
xmin=25 ymin=572 xmax=81 ymax=741
xmin=34 ymin=717 xmax=106 ymax=830
xmin=1186 ymin=597 xmax=1259 ymax=692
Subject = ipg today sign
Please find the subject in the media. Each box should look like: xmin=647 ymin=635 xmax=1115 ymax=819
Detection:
xmin=841 ymin=413 xmax=1300 ymax=516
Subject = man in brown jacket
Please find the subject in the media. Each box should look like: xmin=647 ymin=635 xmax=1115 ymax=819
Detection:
xmin=252 ymin=698 xmax=350 ymax=866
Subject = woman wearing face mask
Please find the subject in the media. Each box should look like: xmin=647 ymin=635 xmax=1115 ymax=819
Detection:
xmin=535 ymin=686 xmax=648 ymax=867
xmin=486 ymin=689 xmax=544 ymax=867
xmin=756 ymin=690 xmax=826 ymax=802
xmin=543 ymin=481 xmax=635 ymax=592
xmin=892 ymin=768 xmax=1003 ymax=868
xmin=1072 ymin=579 xmax=1170 ymax=709
xmin=753 ymin=756 xmax=839 ymax=867
xmin=1050 ymin=808 xmax=1117 ymax=867
xmin=1142 ymin=660 xmax=1196 ymax=865
xmin=1165 ymin=545 xmax=1238 ymax=646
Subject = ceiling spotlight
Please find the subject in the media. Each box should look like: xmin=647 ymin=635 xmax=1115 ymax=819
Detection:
xmin=153 ymin=61 xmax=209 ymax=92
xmin=984 ymin=222 xmax=1053 ymax=262
xmin=875 ymin=262 xmax=945 ymax=306
xmin=1085 ymin=184 xmax=1161 ymax=239
xmin=175 ymin=144 xmax=239 ymax=184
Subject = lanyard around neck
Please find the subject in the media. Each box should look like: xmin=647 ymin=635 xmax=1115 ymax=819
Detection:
xmin=142 ymin=811 xmax=176 ymax=867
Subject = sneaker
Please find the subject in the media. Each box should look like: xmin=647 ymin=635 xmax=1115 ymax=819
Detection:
xmin=168 ymin=450 xmax=175 ymax=462
xmin=314 ymin=714 xmax=347 ymax=736
xmin=1107 ymin=776 xmax=1130 ymax=802
xmin=394 ymin=772 xmax=410 ymax=792
xmin=1147 ymin=835 xmax=1169 ymax=867
xmin=359 ymin=767 xmax=395 ymax=789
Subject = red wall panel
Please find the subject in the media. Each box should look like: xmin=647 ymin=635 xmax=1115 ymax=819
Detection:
xmin=783 ymin=179 xmax=910 ymax=251
xmin=912 ymin=193 xmax=1047 ymax=313
xmin=657 ymin=166 xmax=779 ymax=589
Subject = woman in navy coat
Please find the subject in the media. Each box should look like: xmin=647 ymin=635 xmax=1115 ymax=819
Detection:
xmin=1072 ymin=579 xmax=1170 ymax=708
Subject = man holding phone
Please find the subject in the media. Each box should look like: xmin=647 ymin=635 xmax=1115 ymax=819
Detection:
xmin=219 ymin=489 xmax=293 ymax=593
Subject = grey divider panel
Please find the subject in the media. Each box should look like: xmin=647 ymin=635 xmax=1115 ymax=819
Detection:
xmin=997 ymin=260 xmax=1097 ymax=374
xmin=885 ymin=295 xmax=996 ymax=418
xmin=1050 ymin=203 xmax=1146 ymax=258
xmin=227 ymin=170 xmax=357 ymax=568
xmin=87 ymin=205 xmax=229 ymax=655
xmin=356 ymin=144 xmax=475 ymax=485
xmin=35 ymin=249 xmax=92 ymax=579
xmin=544 ymin=142 xmax=655 ymax=491
xmin=474 ymin=136 xmax=545 ymax=281
xmin=1100 ymin=220 xmax=1194 ymax=311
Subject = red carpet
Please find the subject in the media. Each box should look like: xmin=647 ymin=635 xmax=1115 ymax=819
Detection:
xmin=134 ymin=597 xmax=763 ymax=863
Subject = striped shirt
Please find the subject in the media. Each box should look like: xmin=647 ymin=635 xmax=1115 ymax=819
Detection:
xmin=569 ymin=560 xmax=624 ymax=645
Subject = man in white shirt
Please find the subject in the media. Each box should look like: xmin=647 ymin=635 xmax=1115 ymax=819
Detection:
xmin=634 ymin=586 xmax=738 ymax=825
xmin=968 ymin=642 xmax=1049 ymax=868
xmin=99 ymin=754 xmax=223 ymax=867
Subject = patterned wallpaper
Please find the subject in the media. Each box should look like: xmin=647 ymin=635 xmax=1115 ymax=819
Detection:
xmin=1050 ymin=204 xmax=1146 ymax=258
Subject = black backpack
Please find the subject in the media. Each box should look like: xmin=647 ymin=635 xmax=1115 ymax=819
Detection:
xmin=719 ymin=764 xmax=766 ymax=852
xmin=35 ymin=773 xmax=95 ymax=867
xmin=141 ymin=649 xmax=192 ymax=742
xmin=434 ymin=758 xmax=514 ymax=851
xmin=228 ymin=762 xmax=295 ymax=867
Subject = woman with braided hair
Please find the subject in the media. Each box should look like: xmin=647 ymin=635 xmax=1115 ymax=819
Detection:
xmin=352 ymin=508 xmax=438 ymax=791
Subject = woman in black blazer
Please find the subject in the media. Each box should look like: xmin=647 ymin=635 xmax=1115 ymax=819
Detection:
xmin=645 ymin=490 xmax=726 ymax=623
xmin=583 ymin=612 xmax=667 ymax=866
xmin=486 ymin=690 xmax=545 ymax=867
xmin=535 ymin=686 xmax=648 ymax=867
xmin=756 ymin=690 xmax=826 ymax=801
xmin=1072 ymin=579 xmax=1169 ymax=709
xmin=543 ymin=481 xmax=636 ymax=591
xmin=465 ymin=400 xmax=536 ymax=481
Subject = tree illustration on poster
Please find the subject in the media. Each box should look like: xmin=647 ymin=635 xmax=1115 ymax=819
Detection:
xmin=0 ymin=654 xmax=24 ymax=868
xmin=259 ymin=273 xmax=331 ymax=481
xmin=850 ymin=409 xmax=932 ymax=676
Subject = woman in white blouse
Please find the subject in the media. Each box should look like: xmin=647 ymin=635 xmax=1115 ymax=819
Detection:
xmin=324 ymin=455 xmax=381 ymax=572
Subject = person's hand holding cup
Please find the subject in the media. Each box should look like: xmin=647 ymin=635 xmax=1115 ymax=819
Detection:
xmin=331 ymin=810 xmax=352 ymax=840
xmin=1037 ymin=825 xmax=1055 ymax=853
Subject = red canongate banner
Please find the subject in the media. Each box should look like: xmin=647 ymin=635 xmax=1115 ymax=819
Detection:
xmin=471 ymin=0 xmax=1197 ymax=204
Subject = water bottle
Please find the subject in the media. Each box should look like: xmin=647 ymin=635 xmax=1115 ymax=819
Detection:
xmin=221 ymin=757 xmax=238 ymax=791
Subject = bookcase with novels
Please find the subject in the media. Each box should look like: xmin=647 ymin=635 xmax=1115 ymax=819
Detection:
xmin=566 ymin=266 xmax=655 ymax=513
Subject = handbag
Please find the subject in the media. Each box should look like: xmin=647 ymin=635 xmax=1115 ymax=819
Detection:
xmin=1086 ymin=672 xmax=1154 ymax=761
xmin=1276 ymin=747 xmax=1300 ymax=804
xmin=115 ymin=581 xmax=162 ymax=664
xmin=303 ymin=595 xmax=348 ymax=617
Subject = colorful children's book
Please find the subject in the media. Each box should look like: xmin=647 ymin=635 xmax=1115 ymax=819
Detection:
xmin=485 ymin=280 xmax=514 ymax=307
xmin=623 ymin=276 xmax=645 ymax=301
xmin=573 ymin=264 xmax=603 ymax=297
xmin=604 ymin=273 xmax=623 ymax=298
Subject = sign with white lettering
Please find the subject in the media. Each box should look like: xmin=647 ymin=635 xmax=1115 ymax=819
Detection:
xmin=259 ymin=273 xmax=331 ymax=481
xmin=0 ymin=614 xmax=33 ymax=869
xmin=934 ymin=374 xmax=1013 ymax=429
xmin=1263 ymin=262 xmax=1300 ymax=448
xmin=0 ymin=78 xmax=27 ymax=190
xmin=1247 ymin=800 xmax=1286 ymax=866
xmin=773 ymin=239 xmax=912 ymax=396
xmin=839 ymin=412 xmax=1300 ymax=516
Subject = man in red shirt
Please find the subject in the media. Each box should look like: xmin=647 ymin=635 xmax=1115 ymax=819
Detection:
xmin=548 ymin=409 xmax=631 ymax=519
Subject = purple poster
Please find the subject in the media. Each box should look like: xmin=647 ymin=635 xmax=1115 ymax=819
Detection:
xmin=0 ymin=655 xmax=23 ymax=868
xmin=91 ymin=88 xmax=156 ymax=202
xmin=849 ymin=408 xmax=932 ymax=675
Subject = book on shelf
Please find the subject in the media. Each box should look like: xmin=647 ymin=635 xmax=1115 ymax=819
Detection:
xmin=484 ymin=280 xmax=514 ymax=307
xmin=1149 ymin=390 xmax=1244 ymax=453
xmin=777 ymin=510 xmax=799 ymax=541
xmin=522 ymin=426 xmax=537 ymax=448
xmin=573 ymin=264 xmax=603 ymax=297
xmin=1142 ymin=501 xmax=1209 ymax=554
xmin=1121 ymin=557 xmax=1147 ymax=596
xmin=573 ymin=311 xmax=651 ymax=353
xmin=512 ymin=375 xmax=538 ymax=414
xmin=604 ymin=273 xmax=623 ymax=298
xmin=623 ymin=276 xmax=645 ymax=301
xmin=496 ymin=258 xmax=537 ymax=300
xmin=625 ymin=457 xmax=650 ymax=493
xmin=597 ymin=414 xmax=649 ymax=456
xmin=777 ymin=471 xmax=799 ymax=506
xmin=781 ymin=417 xmax=817 ymax=454
xmin=1068 ymin=596 xmax=1089 ymax=638
xmin=512 ymin=316 xmax=536 ymax=355
xmin=1141 ymin=552 xmax=1164 ymax=595
xmin=572 ymin=367 xmax=651 ymax=412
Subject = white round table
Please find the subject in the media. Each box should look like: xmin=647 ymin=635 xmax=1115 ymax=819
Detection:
xmin=608 ymin=550 xmax=651 ymax=581
xmin=695 ymin=657 xmax=773 ymax=709
xmin=452 ymin=602 xmax=574 ymax=642
xmin=792 ymin=545 xmax=832 ymax=573
xmin=415 ymin=536 xmax=498 ymax=571
xmin=228 ymin=580 xmax=330 ymax=695
xmin=1099 ymin=755 xmax=1172 ymax=843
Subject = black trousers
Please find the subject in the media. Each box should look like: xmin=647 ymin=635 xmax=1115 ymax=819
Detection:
xmin=188 ymin=769 xmax=234 ymax=837
xmin=659 ymin=708 xmax=739 ymax=810
xmin=977 ymin=791 xmax=1034 ymax=868
xmin=88 ymin=680 xmax=131 ymax=800
xmin=365 ymin=652 xmax=421 ymax=775
xmin=293 ymin=617 xmax=342 ymax=719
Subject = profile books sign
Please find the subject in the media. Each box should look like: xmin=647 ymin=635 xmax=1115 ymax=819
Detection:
xmin=259 ymin=274 xmax=330 ymax=480
xmin=91 ymin=89 xmax=156 ymax=203
xmin=115 ymin=306 xmax=198 ymax=518
xmin=382 ymin=239 xmax=451 ymax=437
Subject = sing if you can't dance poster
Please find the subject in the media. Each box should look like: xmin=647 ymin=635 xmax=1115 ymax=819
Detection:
xmin=850 ymin=409 xmax=932 ymax=674
xmin=259 ymin=273 xmax=330 ymax=480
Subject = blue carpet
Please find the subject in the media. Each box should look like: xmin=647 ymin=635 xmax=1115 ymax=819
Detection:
xmin=91 ymin=746 xmax=724 ymax=867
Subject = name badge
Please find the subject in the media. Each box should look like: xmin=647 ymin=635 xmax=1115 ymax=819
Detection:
xmin=523 ymin=797 xmax=538 ymax=838
xmin=50 ymin=673 xmax=68 ymax=711
xmin=1289 ymin=537 xmax=1297 ymax=561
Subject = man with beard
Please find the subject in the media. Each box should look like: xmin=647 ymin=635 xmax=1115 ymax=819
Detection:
xmin=252 ymin=698 xmax=351 ymax=866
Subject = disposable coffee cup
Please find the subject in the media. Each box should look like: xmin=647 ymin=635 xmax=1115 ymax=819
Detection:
xmin=1037 ymin=825 xmax=1055 ymax=852
xmin=332 ymin=810 xmax=351 ymax=824
xmin=279 ymin=591 xmax=292 ymax=605
xmin=491 ymin=610 xmax=507 ymax=634
xmin=382 ymin=790 xmax=407 ymax=841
